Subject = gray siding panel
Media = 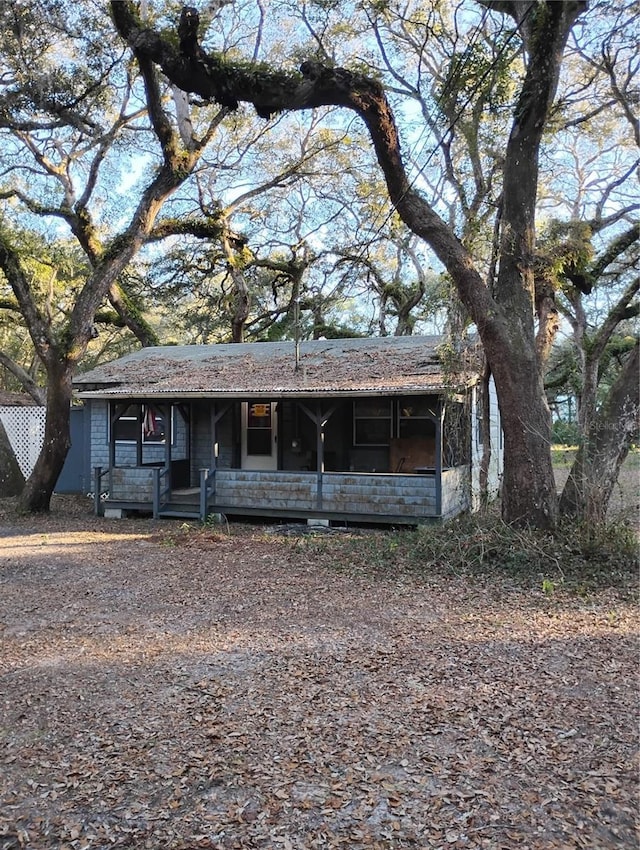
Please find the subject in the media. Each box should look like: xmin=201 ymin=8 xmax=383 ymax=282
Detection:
xmin=441 ymin=467 xmax=470 ymax=516
xmin=110 ymin=467 xmax=154 ymax=500
xmin=215 ymin=471 xmax=315 ymax=510
xmin=211 ymin=471 xmax=440 ymax=518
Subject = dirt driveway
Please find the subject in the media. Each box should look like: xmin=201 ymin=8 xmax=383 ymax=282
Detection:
xmin=0 ymin=500 xmax=637 ymax=849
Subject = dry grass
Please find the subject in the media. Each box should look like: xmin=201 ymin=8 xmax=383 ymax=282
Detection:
xmin=552 ymin=448 xmax=639 ymax=525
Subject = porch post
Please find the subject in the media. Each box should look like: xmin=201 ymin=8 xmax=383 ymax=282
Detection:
xmin=435 ymin=401 xmax=443 ymax=517
xmin=152 ymin=467 xmax=160 ymax=519
xmin=163 ymin=402 xmax=171 ymax=484
xmin=108 ymin=402 xmax=126 ymax=495
xmin=199 ymin=467 xmax=210 ymax=521
xmin=93 ymin=466 xmax=103 ymax=517
xmin=210 ymin=402 xmax=231 ymax=469
xmin=200 ymin=403 xmax=230 ymax=519
xmin=298 ymin=402 xmax=338 ymax=465
xmin=109 ymin=405 xmax=116 ymax=470
xmin=299 ymin=401 xmax=337 ymax=510
xmin=136 ymin=403 xmax=143 ymax=467
xmin=316 ymin=402 xmax=325 ymax=473
xmin=210 ymin=404 xmax=218 ymax=471
xmin=316 ymin=402 xmax=325 ymax=509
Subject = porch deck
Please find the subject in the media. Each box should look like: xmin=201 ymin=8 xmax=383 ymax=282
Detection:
xmin=95 ymin=467 xmax=470 ymax=525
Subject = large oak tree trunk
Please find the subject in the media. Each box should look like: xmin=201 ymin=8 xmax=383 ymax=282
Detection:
xmin=0 ymin=418 xmax=24 ymax=497
xmin=560 ymin=341 xmax=639 ymax=522
xmin=494 ymin=349 xmax=557 ymax=525
xmin=17 ymin=362 xmax=73 ymax=513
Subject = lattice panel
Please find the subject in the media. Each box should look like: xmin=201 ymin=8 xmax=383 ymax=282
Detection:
xmin=0 ymin=406 xmax=46 ymax=477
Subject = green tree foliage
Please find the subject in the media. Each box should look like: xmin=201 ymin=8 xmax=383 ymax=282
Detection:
xmin=1 ymin=0 xmax=636 ymax=527
xmin=110 ymin=0 xmax=591 ymax=528
xmin=533 ymin=0 xmax=639 ymax=520
xmin=0 ymin=1 xmax=231 ymax=511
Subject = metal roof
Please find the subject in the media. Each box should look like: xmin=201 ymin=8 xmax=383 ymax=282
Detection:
xmin=73 ymin=336 xmax=479 ymax=400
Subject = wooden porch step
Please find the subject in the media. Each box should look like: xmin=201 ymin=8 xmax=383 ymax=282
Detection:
xmin=158 ymin=503 xmax=201 ymax=519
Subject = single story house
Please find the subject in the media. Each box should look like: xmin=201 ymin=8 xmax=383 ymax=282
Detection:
xmin=73 ymin=335 xmax=503 ymax=524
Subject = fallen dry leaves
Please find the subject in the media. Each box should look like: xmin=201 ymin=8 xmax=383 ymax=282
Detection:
xmin=0 ymin=501 xmax=637 ymax=849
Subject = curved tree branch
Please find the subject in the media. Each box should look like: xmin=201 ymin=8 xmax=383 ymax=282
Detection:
xmin=109 ymin=1 xmax=498 ymax=339
xmin=0 ymin=231 xmax=56 ymax=363
xmin=590 ymin=275 xmax=640 ymax=364
xmin=107 ymin=280 xmax=160 ymax=347
xmin=0 ymin=350 xmax=46 ymax=404
xmin=590 ymin=222 xmax=639 ymax=281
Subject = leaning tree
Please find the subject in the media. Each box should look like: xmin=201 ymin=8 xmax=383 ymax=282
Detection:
xmin=111 ymin=0 xmax=594 ymax=527
xmin=534 ymin=0 xmax=639 ymax=521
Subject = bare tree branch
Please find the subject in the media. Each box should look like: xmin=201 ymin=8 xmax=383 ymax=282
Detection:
xmin=0 ymin=350 xmax=46 ymax=404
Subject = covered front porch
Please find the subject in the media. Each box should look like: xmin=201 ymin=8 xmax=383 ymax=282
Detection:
xmin=93 ymin=464 xmax=470 ymax=524
xmin=90 ymin=393 xmax=472 ymax=525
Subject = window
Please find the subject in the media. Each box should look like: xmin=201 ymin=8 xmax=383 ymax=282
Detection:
xmin=112 ymin=403 xmax=171 ymax=444
xmin=353 ymin=399 xmax=392 ymax=445
xmin=112 ymin=408 xmax=138 ymax=442
xmin=398 ymin=396 xmax=438 ymax=439
xmin=142 ymin=405 xmax=167 ymax=443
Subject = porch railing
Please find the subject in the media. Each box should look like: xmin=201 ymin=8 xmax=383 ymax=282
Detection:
xmin=152 ymin=467 xmax=171 ymax=519
xmin=95 ymin=464 xmax=469 ymax=523
xmin=207 ymin=469 xmax=441 ymax=519
xmin=92 ymin=466 xmax=110 ymax=517
xmin=199 ymin=467 xmax=216 ymax=521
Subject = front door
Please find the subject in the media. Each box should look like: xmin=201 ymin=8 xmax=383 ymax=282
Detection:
xmin=241 ymin=401 xmax=278 ymax=470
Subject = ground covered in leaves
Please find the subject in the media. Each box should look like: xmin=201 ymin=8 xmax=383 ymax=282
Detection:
xmin=0 ymin=498 xmax=638 ymax=850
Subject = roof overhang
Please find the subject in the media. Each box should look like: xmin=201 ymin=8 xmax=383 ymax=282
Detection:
xmin=75 ymin=384 xmax=474 ymax=401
